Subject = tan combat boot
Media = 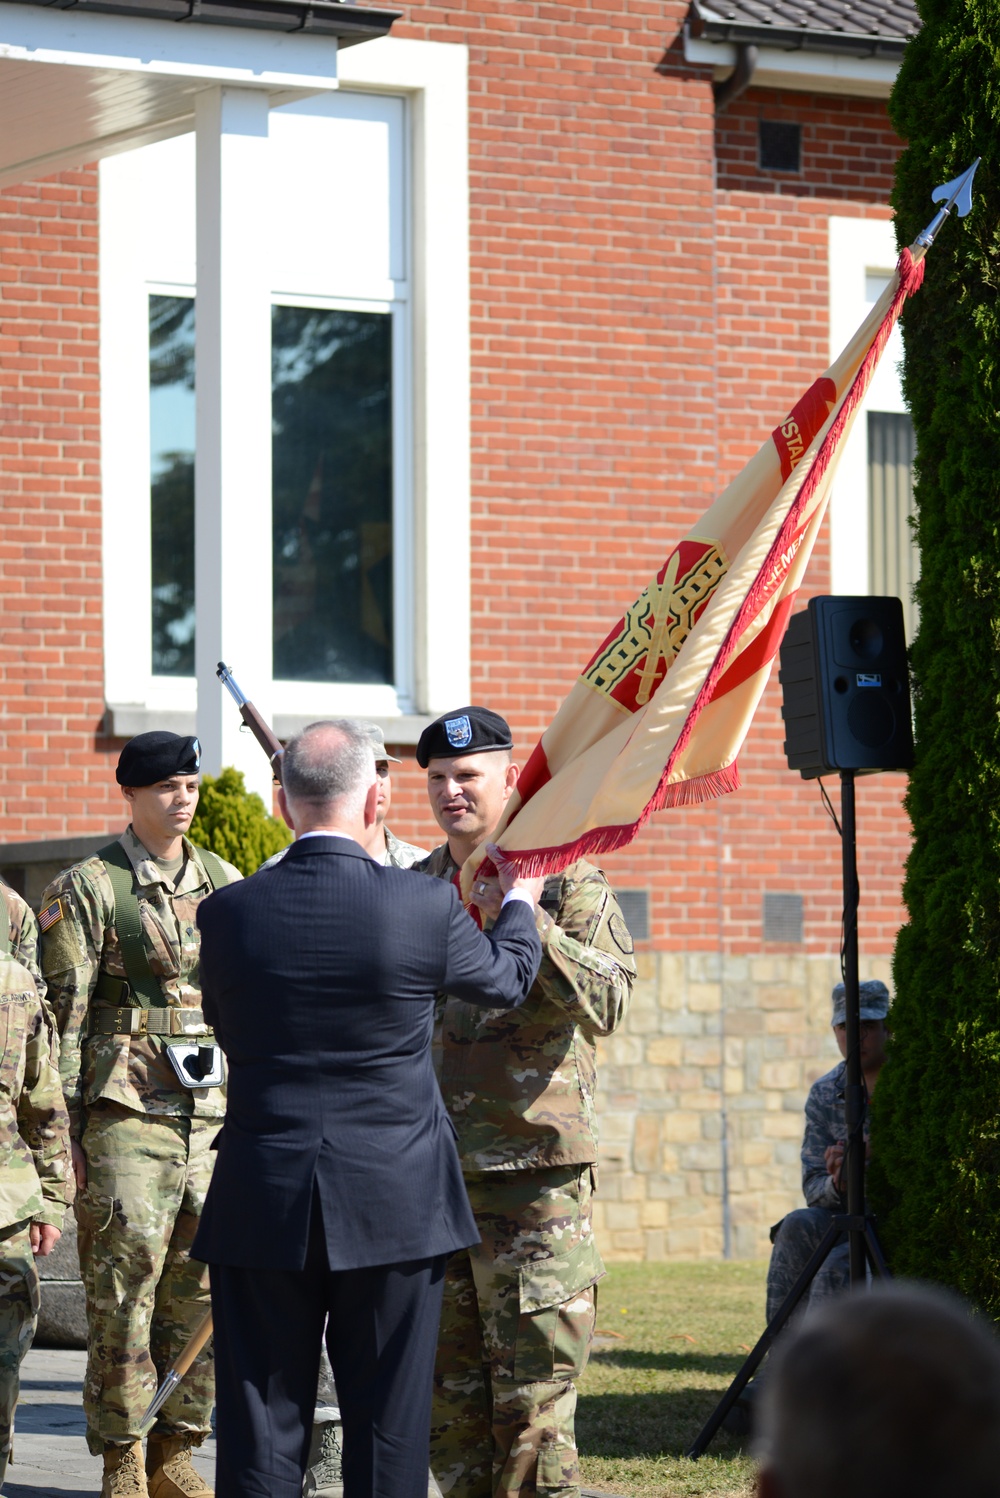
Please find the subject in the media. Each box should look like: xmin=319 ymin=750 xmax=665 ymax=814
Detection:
xmin=145 ymin=1434 xmax=213 ymax=1498
xmin=102 ymin=1441 xmax=149 ymax=1497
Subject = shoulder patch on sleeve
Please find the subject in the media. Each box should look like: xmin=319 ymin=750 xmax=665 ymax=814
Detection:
xmin=608 ymin=911 xmax=634 ymax=954
xmin=38 ymin=899 xmax=64 ymax=933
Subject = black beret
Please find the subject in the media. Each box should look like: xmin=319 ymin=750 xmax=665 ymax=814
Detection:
xmin=416 ymin=707 xmax=513 ymax=769
xmin=116 ymin=732 xmax=202 ymax=787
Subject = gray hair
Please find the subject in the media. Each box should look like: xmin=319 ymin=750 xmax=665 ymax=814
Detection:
xmin=756 ymin=1281 xmax=1000 ymax=1498
xmin=281 ymin=720 xmax=376 ymax=813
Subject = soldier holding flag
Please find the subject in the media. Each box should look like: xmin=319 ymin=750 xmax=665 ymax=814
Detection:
xmin=414 ymin=707 xmax=635 ymax=1498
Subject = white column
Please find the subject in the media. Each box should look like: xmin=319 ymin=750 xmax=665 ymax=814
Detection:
xmin=194 ymin=86 xmax=275 ymax=806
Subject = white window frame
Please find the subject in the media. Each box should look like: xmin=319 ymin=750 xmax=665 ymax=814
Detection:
xmin=101 ymin=36 xmax=470 ymax=742
xmin=827 ymin=215 xmax=908 ymax=598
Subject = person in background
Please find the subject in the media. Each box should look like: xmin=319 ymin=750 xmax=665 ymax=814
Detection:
xmin=755 ymin=1282 xmax=1000 ymax=1498
xmin=765 ymin=980 xmax=890 ymax=1326
xmin=39 ymin=732 xmax=241 ymax=1498
xmin=0 ymin=947 xmax=73 ymax=1493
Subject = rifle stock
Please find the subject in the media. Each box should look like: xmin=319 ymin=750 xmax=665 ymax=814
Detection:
xmin=216 ymin=662 xmax=284 ymax=783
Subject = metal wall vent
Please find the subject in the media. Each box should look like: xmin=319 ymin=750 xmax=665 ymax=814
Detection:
xmin=616 ymin=889 xmax=650 ymax=942
xmin=763 ymin=892 xmax=804 ymax=944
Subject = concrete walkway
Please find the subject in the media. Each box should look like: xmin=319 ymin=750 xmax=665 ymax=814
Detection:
xmin=7 ymin=1349 xmax=215 ymax=1497
xmin=8 ymin=1349 xmax=619 ymax=1498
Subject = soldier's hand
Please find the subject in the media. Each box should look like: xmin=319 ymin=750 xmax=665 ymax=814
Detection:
xmin=470 ymin=875 xmax=505 ymax=923
xmin=824 ymin=1141 xmax=845 ymax=1187
xmin=485 ymin=843 xmax=546 ymax=906
xmin=30 ymin=1222 xmax=62 ymax=1257
xmin=71 ymin=1139 xmax=88 ymax=1192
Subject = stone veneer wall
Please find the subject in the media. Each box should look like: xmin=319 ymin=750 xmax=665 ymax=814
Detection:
xmin=592 ymin=951 xmax=893 ymax=1261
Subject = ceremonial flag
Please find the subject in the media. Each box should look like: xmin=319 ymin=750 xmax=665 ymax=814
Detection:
xmin=472 ymin=246 xmax=928 ymax=888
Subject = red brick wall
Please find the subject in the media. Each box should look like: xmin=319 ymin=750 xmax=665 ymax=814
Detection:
xmin=0 ymin=8 xmax=912 ymax=965
xmin=0 ymin=168 xmax=124 ymax=843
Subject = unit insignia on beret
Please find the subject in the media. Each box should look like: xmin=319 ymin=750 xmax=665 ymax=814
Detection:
xmin=445 ymin=716 xmax=473 ymax=750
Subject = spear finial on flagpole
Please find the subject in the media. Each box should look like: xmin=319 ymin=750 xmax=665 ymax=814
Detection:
xmin=913 ymin=157 xmax=981 ymax=253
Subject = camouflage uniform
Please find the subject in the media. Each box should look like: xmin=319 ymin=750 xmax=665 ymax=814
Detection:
xmin=417 ymin=846 xmax=635 ymax=1498
xmin=39 ymin=827 xmax=241 ymax=1455
xmin=1 ymin=878 xmax=47 ymax=999
xmin=766 ymin=1060 xmax=865 ymax=1323
xmin=0 ymin=951 xmax=73 ymax=1485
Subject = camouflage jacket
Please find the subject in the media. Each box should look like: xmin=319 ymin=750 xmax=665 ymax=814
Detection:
xmin=802 ymin=1059 xmax=870 ymax=1209
xmin=0 ymin=954 xmax=73 ymax=1230
xmin=2 ymin=877 xmax=46 ymax=1002
xmin=382 ymin=827 xmax=428 ymax=869
xmin=39 ymin=827 xmax=242 ymax=1137
xmin=259 ymin=825 xmax=427 ymax=873
xmin=416 ymin=845 xmax=635 ymax=1174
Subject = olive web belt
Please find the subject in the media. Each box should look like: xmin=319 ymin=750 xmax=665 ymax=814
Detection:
xmin=90 ymin=1006 xmax=210 ymax=1037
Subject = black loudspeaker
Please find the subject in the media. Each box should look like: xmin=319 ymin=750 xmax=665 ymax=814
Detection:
xmin=779 ymin=596 xmax=914 ymax=778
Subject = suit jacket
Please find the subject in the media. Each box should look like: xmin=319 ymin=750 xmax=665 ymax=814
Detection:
xmin=191 ymin=835 xmax=541 ymax=1272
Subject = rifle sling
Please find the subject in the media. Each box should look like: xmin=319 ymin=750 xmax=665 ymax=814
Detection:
xmin=96 ymin=840 xmax=228 ymax=1012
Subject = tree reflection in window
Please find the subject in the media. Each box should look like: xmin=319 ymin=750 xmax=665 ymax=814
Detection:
xmin=150 ymin=295 xmax=196 ymax=676
xmin=272 ymin=306 xmax=393 ymax=684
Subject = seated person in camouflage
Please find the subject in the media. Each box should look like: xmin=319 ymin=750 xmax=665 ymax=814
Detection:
xmin=766 ymin=980 xmax=890 ymax=1325
xmin=414 ymin=707 xmax=636 ymax=1498
xmin=38 ymin=732 xmax=241 ymax=1498
xmin=0 ymin=945 xmax=73 ymax=1492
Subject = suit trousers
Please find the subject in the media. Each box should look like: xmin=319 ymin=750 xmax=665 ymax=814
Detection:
xmin=209 ymin=1197 xmax=447 ymax=1498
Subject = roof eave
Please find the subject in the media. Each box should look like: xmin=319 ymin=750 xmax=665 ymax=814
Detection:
xmin=3 ymin=0 xmax=400 ymax=42
xmin=689 ymin=6 xmax=910 ymax=61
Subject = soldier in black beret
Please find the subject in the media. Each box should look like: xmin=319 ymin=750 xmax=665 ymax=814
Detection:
xmin=413 ymin=707 xmax=636 ymax=1498
xmin=415 ymin=707 xmax=514 ymax=769
xmin=38 ymin=733 xmax=242 ymax=1498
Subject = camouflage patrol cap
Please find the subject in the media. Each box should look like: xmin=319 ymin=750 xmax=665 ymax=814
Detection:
xmin=831 ymin=979 xmax=890 ymax=1027
xmin=357 ymin=721 xmax=401 ymax=765
xmin=416 ymin=707 xmax=513 ymax=768
xmin=116 ymin=731 xmax=201 ymax=787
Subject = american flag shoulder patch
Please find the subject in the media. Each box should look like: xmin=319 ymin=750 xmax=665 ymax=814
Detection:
xmin=38 ymin=899 xmax=64 ymax=933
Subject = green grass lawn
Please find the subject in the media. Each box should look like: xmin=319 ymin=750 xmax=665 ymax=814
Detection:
xmin=577 ymin=1260 xmax=767 ymax=1498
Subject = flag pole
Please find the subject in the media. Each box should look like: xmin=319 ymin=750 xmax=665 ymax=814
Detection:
xmin=687 ymin=153 xmax=980 ymax=1462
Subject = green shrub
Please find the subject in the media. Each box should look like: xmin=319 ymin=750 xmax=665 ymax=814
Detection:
xmin=188 ymin=766 xmax=291 ymax=876
xmin=868 ymin=2 xmax=1000 ymax=1313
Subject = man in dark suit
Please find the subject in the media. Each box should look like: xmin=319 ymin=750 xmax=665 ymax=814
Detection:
xmin=192 ymin=720 xmax=543 ymax=1498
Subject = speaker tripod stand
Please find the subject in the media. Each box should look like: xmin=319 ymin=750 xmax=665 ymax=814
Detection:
xmin=687 ymin=769 xmax=890 ymax=1460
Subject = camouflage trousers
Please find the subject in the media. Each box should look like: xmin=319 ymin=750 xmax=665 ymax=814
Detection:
xmin=430 ymin=1165 xmax=603 ymax=1498
xmin=0 ymin=1219 xmax=39 ymax=1476
xmin=766 ymin=1206 xmax=851 ymax=1325
xmin=76 ymin=1102 xmax=216 ymax=1454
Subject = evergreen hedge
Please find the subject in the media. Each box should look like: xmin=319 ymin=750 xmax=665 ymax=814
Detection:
xmin=868 ymin=1 xmax=1000 ymax=1310
xmin=188 ymin=766 xmax=291 ymax=876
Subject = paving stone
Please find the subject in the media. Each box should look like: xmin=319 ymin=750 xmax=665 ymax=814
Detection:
xmin=8 ymin=1349 xmax=215 ymax=1495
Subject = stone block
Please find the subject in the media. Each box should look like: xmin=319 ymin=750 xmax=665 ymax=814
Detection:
xmin=640 ymin=1199 xmax=669 ymax=1228
xmin=646 ymin=1035 xmax=682 ymax=1067
xmin=642 ymin=1229 xmax=668 ymax=1261
xmin=604 ymin=1202 xmax=640 ymax=1231
xmin=620 ymin=1173 xmax=648 ymax=1202
xmin=762 ymin=1112 xmax=806 ymax=1139
xmin=688 ymin=983 xmax=722 ymax=1013
xmin=757 ymin=986 xmax=804 ymax=1012
xmin=678 ymin=1142 xmax=721 ymax=1172
xmin=723 ymin=1066 xmax=745 ymax=1096
xmin=683 ymin=1037 xmax=721 ymax=1067
xmin=666 ymin=1227 xmax=703 ymax=1256
xmin=760 ymin=1061 xmax=800 ymax=1091
xmin=687 ymin=952 xmax=723 ymax=983
xmin=664 ymin=1112 xmax=702 ymax=1143
xmin=633 ymin=1113 xmax=660 ymax=1173
xmin=701 ymin=1113 xmax=724 ymax=1141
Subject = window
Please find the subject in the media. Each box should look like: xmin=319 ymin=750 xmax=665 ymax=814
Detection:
xmin=150 ymin=294 xmax=196 ymax=677
xmin=101 ymin=38 xmax=471 ymax=742
xmin=868 ymin=411 xmax=918 ymax=642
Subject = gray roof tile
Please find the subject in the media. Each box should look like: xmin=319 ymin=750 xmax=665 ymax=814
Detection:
xmin=691 ymin=0 xmax=919 ymax=52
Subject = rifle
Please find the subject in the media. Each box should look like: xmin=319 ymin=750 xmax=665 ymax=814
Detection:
xmin=216 ymin=662 xmax=284 ymax=783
